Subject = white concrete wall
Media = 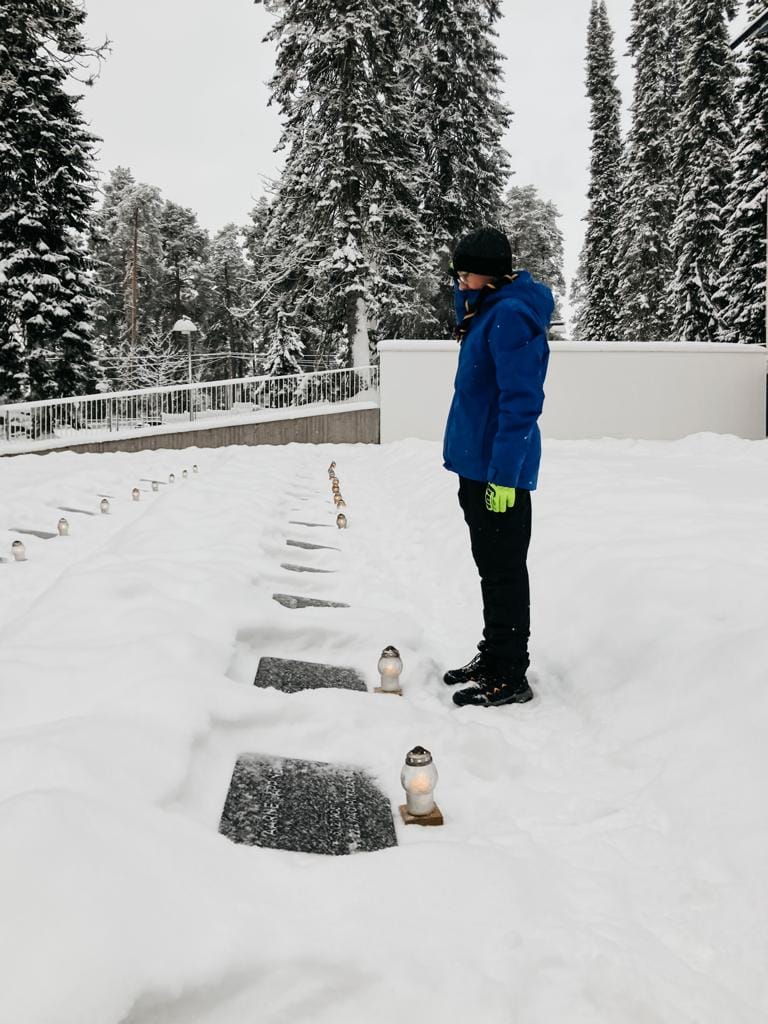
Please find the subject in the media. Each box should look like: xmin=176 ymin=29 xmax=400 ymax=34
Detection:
xmin=378 ymin=340 xmax=768 ymax=443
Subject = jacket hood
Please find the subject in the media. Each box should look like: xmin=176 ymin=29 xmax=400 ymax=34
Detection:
xmin=454 ymin=271 xmax=555 ymax=333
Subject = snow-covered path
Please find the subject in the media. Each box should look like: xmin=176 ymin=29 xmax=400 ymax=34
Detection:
xmin=1 ymin=436 xmax=767 ymax=1024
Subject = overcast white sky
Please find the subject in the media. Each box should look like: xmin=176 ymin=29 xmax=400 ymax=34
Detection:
xmin=78 ymin=0 xmax=749 ymax=291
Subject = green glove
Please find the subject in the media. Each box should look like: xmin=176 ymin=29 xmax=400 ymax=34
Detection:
xmin=485 ymin=483 xmax=516 ymax=513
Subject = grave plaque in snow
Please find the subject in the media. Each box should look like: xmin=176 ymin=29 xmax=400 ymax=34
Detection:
xmin=10 ymin=528 xmax=57 ymax=540
xmin=57 ymin=506 xmax=96 ymax=517
xmin=280 ymin=563 xmax=335 ymax=574
xmin=286 ymin=539 xmax=339 ymax=551
xmin=288 ymin=520 xmax=334 ymax=528
xmin=272 ymin=593 xmax=349 ymax=609
xmin=219 ymin=754 xmax=397 ymax=855
xmin=255 ymin=656 xmax=366 ymax=694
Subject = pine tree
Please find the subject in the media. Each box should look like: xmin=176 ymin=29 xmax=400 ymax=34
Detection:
xmin=256 ymin=0 xmax=434 ymax=370
xmin=670 ymin=0 xmax=737 ymax=342
xmin=159 ymin=201 xmax=208 ymax=325
xmin=417 ymin=0 xmax=512 ymax=331
xmin=573 ymin=0 xmax=624 ymax=341
xmin=91 ymin=168 xmax=165 ymax=388
xmin=716 ymin=0 xmax=767 ymax=344
xmin=0 ymin=0 xmax=104 ymax=401
xmin=615 ymin=0 xmax=680 ymax=340
xmin=499 ymin=185 xmax=565 ymax=300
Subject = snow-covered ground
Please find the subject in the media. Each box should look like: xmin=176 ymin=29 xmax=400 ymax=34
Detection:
xmin=1 ymin=435 xmax=767 ymax=1024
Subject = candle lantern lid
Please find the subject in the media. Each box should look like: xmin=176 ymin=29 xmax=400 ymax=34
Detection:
xmin=381 ymin=645 xmax=401 ymax=659
xmin=405 ymin=746 xmax=433 ymax=767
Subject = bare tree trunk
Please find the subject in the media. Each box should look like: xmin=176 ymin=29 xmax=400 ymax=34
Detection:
xmin=174 ymin=262 xmax=182 ymax=319
xmin=224 ymin=262 xmax=235 ymax=378
xmin=130 ymin=205 xmax=139 ymax=387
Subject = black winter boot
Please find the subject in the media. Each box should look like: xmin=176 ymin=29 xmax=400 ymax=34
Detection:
xmin=452 ymin=665 xmax=533 ymax=707
xmin=443 ymin=641 xmax=488 ymax=686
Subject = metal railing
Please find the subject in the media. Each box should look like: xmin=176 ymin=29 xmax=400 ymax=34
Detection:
xmin=0 ymin=366 xmax=380 ymax=451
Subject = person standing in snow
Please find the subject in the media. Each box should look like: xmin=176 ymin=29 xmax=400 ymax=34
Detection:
xmin=442 ymin=227 xmax=553 ymax=708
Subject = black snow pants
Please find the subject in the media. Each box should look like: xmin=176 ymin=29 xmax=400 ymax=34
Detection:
xmin=457 ymin=477 xmax=532 ymax=672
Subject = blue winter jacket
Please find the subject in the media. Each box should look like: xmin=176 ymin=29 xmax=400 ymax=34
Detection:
xmin=443 ymin=271 xmax=553 ymax=490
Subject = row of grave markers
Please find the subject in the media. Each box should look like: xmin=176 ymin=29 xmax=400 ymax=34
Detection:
xmin=218 ymin=458 xmax=444 ymax=857
xmin=7 ymin=450 xmax=444 ymax=850
xmin=6 ymin=463 xmax=201 ymax=562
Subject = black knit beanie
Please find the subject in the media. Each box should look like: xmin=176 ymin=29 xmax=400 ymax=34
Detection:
xmin=452 ymin=227 xmax=512 ymax=278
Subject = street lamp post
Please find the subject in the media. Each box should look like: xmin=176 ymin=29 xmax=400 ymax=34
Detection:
xmin=172 ymin=317 xmax=199 ymax=422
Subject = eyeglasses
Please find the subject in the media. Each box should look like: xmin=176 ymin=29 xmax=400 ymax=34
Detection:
xmin=449 ymin=266 xmax=472 ymax=284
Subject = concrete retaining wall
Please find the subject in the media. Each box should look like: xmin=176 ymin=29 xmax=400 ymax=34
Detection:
xmin=378 ymin=340 xmax=768 ymax=442
xmin=7 ymin=407 xmax=380 ymax=457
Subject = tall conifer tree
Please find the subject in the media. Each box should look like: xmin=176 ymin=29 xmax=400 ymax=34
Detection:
xmin=91 ymin=168 xmax=165 ymax=388
xmin=204 ymin=225 xmax=255 ymax=378
xmin=716 ymin=0 xmax=767 ymax=344
xmin=417 ymin=0 xmax=511 ymax=331
xmin=499 ymin=185 xmax=565 ymax=302
xmin=670 ymin=0 xmax=737 ymax=342
xmin=159 ymin=201 xmax=209 ymax=325
xmin=573 ymin=0 xmax=624 ymax=341
xmin=0 ymin=0 xmax=103 ymax=401
xmin=256 ymin=0 xmax=433 ymax=369
xmin=615 ymin=0 xmax=680 ymax=340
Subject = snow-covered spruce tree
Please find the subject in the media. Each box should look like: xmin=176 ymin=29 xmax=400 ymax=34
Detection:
xmin=417 ymin=0 xmax=512 ymax=331
xmin=91 ymin=168 xmax=166 ymax=389
xmin=243 ymin=197 xmax=270 ymax=276
xmin=256 ymin=0 xmax=435 ymax=370
xmin=242 ymin=196 xmax=287 ymax=373
xmin=670 ymin=0 xmax=737 ymax=342
xmin=255 ymin=182 xmax=323 ymax=375
xmin=615 ymin=0 xmax=680 ymax=341
xmin=573 ymin=0 xmax=624 ymax=341
xmin=204 ymin=225 xmax=256 ymax=379
xmin=0 ymin=0 xmax=104 ymax=401
xmin=716 ymin=0 xmax=767 ymax=344
xmin=499 ymin=185 xmax=565 ymax=302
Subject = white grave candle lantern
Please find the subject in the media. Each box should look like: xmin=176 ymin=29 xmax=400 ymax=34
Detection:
xmin=328 ymin=461 xmax=336 ymax=478
xmin=169 ymin=473 xmax=175 ymax=484
xmin=192 ymin=464 xmax=199 ymax=474
xmin=11 ymin=539 xmax=26 ymax=562
xmin=182 ymin=469 xmax=188 ymax=479
xmin=151 ymin=481 xmax=159 ymax=492
xmin=401 ymin=747 xmax=439 ymax=817
xmin=132 ymin=487 xmax=141 ymax=501
xmin=57 ymin=517 xmax=70 ymax=536
xmin=378 ymin=645 xmax=403 ymax=693
xmin=100 ymin=498 xmax=110 ymax=515
xmin=336 ymin=513 xmax=347 ymax=530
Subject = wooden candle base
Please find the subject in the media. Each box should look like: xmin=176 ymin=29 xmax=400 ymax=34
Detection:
xmin=374 ymin=686 xmax=403 ymax=696
xmin=399 ymin=803 xmax=444 ymax=827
